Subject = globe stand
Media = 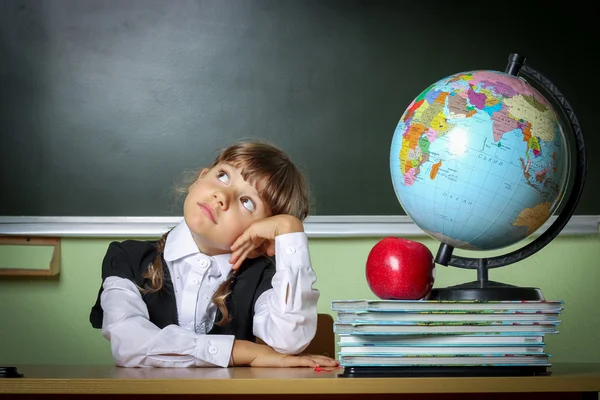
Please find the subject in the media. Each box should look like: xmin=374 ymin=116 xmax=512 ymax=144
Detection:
xmin=428 ymin=53 xmax=587 ymax=302
xmin=429 ymin=243 xmax=544 ymax=301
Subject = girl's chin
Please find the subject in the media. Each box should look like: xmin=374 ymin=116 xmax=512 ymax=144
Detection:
xmin=185 ymin=216 xmax=210 ymax=232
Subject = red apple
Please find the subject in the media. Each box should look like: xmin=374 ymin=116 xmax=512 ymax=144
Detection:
xmin=365 ymin=237 xmax=435 ymax=300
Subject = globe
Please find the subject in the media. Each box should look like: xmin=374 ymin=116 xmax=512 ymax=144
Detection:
xmin=390 ymin=69 xmax=568 ymax=251
xmin=388 ymin=54 xmax=586 ymax=301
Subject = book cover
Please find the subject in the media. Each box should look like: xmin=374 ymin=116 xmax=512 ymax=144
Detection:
xmin=338 ymin=345 xmax=545 ymax=355
xmin=339 ymin=354 xmax=551 ymax=367
xmin=333 ymin=322 xmax=559 ymax=335
xmin=337 ymin=334 xmax=545 ymax=346
xmin=331 ymin=299 xmax=564 ymax=312
xmin=336 ymin=311 xmax=560 ymax=323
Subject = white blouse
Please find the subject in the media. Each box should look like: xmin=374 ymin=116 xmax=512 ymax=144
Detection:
xmin=100 ymin=220 xmax=319 ymax=368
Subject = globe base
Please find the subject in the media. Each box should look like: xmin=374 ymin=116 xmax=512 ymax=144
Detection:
xmin=427 ymin=280 xmax=544 ymax=301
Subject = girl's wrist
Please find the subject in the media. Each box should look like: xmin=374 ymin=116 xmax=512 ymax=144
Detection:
xmin=275 ymin=215 xmax=304 ymax=235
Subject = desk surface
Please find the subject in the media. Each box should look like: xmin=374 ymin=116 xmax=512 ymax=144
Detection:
xmin=1 ymin=363 xmax=600 ymax=395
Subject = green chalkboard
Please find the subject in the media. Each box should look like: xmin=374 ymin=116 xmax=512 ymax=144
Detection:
xmin=0 ymin=0 xmax=596 ymax=216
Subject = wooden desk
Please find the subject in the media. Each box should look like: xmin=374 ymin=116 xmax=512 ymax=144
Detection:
xmin=1 ymin=363 xmax=599 ymax=399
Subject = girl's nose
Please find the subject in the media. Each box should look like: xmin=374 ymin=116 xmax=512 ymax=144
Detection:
xmin=212 ymin=191 xmax=230 ymax=210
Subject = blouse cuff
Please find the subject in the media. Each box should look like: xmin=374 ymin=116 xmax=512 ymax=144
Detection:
xmin=275 ymin=232 xmax=311 ymax=269
xmin=196 ymin=334 xmax=235 ymax=368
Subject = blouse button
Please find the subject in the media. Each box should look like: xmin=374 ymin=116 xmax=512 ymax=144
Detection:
xmin=191 ymin=279 xmax=199 ymax=286
xmin=208 ymin=346 xmax=218 ymax=355
xmin=199 ymin=259 xmax=209 ymax=268
xmin=285 ymin=246 xmax=296 ymax=255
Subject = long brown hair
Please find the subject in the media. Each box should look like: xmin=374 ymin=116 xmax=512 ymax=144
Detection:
xmin=142 ymin=140 xmax=310 ymax=327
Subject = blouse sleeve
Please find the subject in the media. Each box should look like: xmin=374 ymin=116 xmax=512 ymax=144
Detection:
xmin=251 ymin=232 xmax=319 ymax=354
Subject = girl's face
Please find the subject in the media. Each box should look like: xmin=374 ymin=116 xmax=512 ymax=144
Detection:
xmin=183 ymin=162 xmax=272 ymax=255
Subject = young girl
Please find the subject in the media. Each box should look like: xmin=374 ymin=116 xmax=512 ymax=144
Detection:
xmin=89 ymin=140 xmax=338 ymax=368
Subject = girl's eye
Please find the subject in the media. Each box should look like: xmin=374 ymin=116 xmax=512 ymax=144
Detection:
xmin=217 ymin=171 xmax=229 ymax=183
xmin=241 ymin=197 xmax=256 ymax=212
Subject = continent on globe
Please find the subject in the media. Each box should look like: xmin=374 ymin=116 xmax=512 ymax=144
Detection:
xmin=513 ymin=202 xmax=551 ymax=236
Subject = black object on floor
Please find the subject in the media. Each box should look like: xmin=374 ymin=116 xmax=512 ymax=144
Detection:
xmin=0 ymin=366 xmax=23 ymax=378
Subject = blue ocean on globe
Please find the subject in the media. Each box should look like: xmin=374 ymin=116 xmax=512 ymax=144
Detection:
xmin=390 ymin=70 xmax=569 ymax=251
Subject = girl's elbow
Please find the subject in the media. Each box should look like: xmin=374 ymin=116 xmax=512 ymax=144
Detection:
xmin=112 ymin=354 xmax=145 ymax=368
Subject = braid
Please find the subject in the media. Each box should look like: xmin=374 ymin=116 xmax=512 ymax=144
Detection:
xmin=211 ymin=272 xmax=238 ymax=326
xmin=140 ymin=231 xmax=169 ymax=293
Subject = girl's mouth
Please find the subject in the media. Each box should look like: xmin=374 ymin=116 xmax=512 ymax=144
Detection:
xmin=198 ymin=203 xmax=216 ymax=223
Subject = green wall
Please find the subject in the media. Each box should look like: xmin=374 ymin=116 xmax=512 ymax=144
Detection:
xmin=1 ymin=234 xmax=599 ymax=365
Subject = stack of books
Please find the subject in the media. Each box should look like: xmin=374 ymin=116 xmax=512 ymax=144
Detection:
xmin=331 ymin=299 xmax=563 ymax=375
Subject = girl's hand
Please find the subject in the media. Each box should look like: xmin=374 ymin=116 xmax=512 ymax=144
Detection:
xmin=232 ymin=340 xmax=339 ymax=368
xmin=229 ymin=214 xmax=304 ymax=270
xmin=251 ymin=351 xmax=340 ymax=368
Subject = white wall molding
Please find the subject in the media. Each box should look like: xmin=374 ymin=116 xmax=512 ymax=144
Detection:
xmin=0 ymin=215 xmax=597 ymax=238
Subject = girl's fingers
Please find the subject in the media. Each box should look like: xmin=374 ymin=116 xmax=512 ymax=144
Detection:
xmin=232 ymin=219 xmax=278 ymax=252
xmin=266 ymin=242 xmax=275 ymax=256
xmin=231 ymin=237 xmax=273 ymax=267
xmin=311 ymin=354 xmax=337 ymax=361
xmin=230 ymin=236 xmax=258 ymax=263
xmin=288 ymin=357 xmax=317 ymax=368
xmin=303 ymin=354 xmax=339 ymax=367
xmin=315 ymin=358 xmax=339 ymax=367
xmin=231 ymin=232 xmax=249 ymax=251
xmin=229 ymin=242 xmax=250 ymax=265
xmin=231 ymin=228 xmax=261 ymax=252
xmin=232 ymin=244 xmax=257 ymax=270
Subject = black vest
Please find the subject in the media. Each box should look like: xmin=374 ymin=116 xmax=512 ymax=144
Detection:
xmin=89 ymin=240 xmax=276 ymax=341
